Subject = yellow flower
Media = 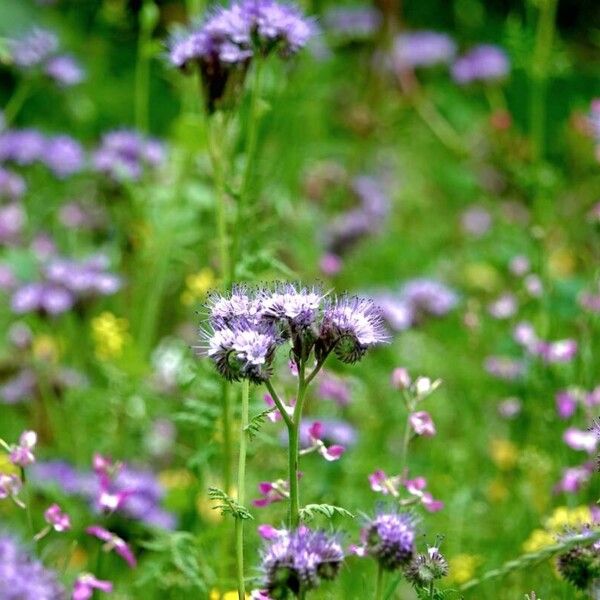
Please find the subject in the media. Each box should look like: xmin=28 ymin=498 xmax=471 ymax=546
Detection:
xmin=522 ymin=528 xmax=554 ymax=553
xmin=181 ymin=268 xmax=216 ymax=306
xmin=489 ymin=438 xmax=518 ymax=471
xmin=210 ymin=590 xmax=250 ymax=600
xmin=158 ymin=469 xmax=194 ymax=490
xmin=32 ymin=335 xmax=60 ymax=363
xmin=545 ymin=505 xmax=591 ymax=533
xmin=446 ymin=554 xmax=481 ymax=584
xmin=91 ymin=312 xmax=130 ymax=360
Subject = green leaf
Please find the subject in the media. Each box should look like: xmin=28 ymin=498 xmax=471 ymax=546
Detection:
xmin=207 ymin=487 xmax=254 ymax=520
xmin=244 ymin=407 xmax=276 ymax=440
xmin=298 ymin=504 xmax=354 ymax=522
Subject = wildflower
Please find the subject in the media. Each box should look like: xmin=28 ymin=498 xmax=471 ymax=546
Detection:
xmin=0 ymin=166 xmax=26 ymax=200
xmin=181 ymin=268 xmax=216 ymax=306
xmin=522 ymin=528 xmax=555 ymax=553
xmin=73 ymin=574 xmax=113 ymax=600
xmin=43 ymin=135 xmax=85 ymax=178
xmin=0 ymin=532 xmax=65 ymax=598
xmin=391 ymin=367 xmax=411 ymax=390
xmin=298 ymin=418 xmax=357 ymax=450
xmin=536 ymin=339 xmax=578 ymax=364
xmin=91 ymin=312 xmax=130 ymax=360
xmin=446 ymin=554 xmax=480 ymax=584
xmin=513 ymin=321 xmax=538 ymax=351
xmin=259 ymin=527 xmax=344 ymax=597
xmin=86 ymin=525 xmax=137 ymax=568
xmin=484 ymin=356 xmax=525 ymax=381
xmin=399 ymin=278 xmax=459 ymax=320
xmin=262 ymin=282 xmax=323 ymax=336
xmin=318 ymin=295 xmax=388 ymax=363
xmin=489 ymin=439 xmax=518 ymax=470
xmin=363 ymin=510 xmax=416 ymax=570
xmin=554 ymin=463 xmax=594 ymax=494
xmin=563 ymin=428 xmax=598 ymax=454
xmin=556 ymin=527 xmax=600 ymax=590
xmin=405 ymin=546 xmax=449 ymax=586
xmin=253 ymin=479 xmax=289 ymax=507
xmin=460 ymin=206 xmax=491 ymax=237
xmin=324 ymin=6 xmax=381 ymax=41
xmin=497 ymin=397 xmax=522 ymax=419
xmin=317 ymin=371 xmax=351 ymax=406
xmin=404 ymin=477 xmax=444 ymax=512
xmin=11 ymin=282 xmax=74 ymax=315
xmin=0 ymin=202 xmax=26 ymax=245
xmin=8 ymin=430 xmax=37 ymax=467
xmin=556 ymin=390 xmax=578 ymax=419
xmin=44 ymin=54 xmax=84 ymax=86
xmin=451 ymin=44 xmax=510 ymax=84
xmin=8 ymin=28 xmax=58 ymax=68
xmin=393 ymin=31 xmax=456 ymax=69
xmin=257 ymin=524 xmax=284 ymax=540
xmin=299 ymin=421 xmax=345 ymax=462
xmin=524 ymin=274 xmax=543 ymax=297
xmin=0 ymin=473 xmax=24 ymax=507
xmin=487 ymin=293 xmax=518 ymax=319
xmin=409 ymin=411 xmax=436 ymax=437
xmin=319 ymin=253 xmax=342 ymax=276
xmin=263 ymin=392 xmax=294 ymax=422
xmin=509 ymin=255 xmax=530 ymax=276
xmin=34 ymin=503 xmax=71 ymax=540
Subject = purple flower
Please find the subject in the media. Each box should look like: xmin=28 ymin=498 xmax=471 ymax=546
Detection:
xmin=497 ymin=397 xmax=522 ymax=419
xmin=8 ymin=430 xmax=37 ymax=467
xmin=0 ymin=532 xmax=65 ymax=599
xmin=509 ymin=255 xmax=530 ymax=277
xmin=73 ymin=574 xmax=112 ymax=600
xmin=319 ymin=253 xmax=342 ymax=276
xmin=43 ymin=136 xmax=85 ymax=178
xmin=536 ymin=339 xmax=578 ymax=364
xmin=524 ymin=274 xmax=543 ymax=297
xmin=393 ymin=31 xmax=456 ymax=69
xmin=0 ymin=167 xmax=26 ymax=200
xmin=554 ymin=463 xmax=594 ymax=494
xmin=0 ymin=264 xmax=16 ymax=292
xmin=43 ymin=503 xmax=71 ymax=532
xmin=86 ymin=526 xmax=137 ymax=568
xmin=0 ymin=129 xmax=46 ymax=164
xmin=513 ymin=321 xmax=538 ymax=351
xmin=563 ymin=428 xmax=598 ymax=454
xmin=556 ymin=390 xmax=578 ymax=419
xmin=460 ymin=206 xmax=492 ymax=237
xmin=488 ymin=293 xmax=518 ymax=319
xmin=261 ymin=282 xmax=323 ymax=332
xmin=317 ymin=371 xmax=351 ymax=406
xmin=253 ymin=480 xmax=289 ymax=507
xmin=484 ymin=356 xmax=525 ymax=381
xmin=452 ymin=44 xmax=510 ymax=84
xmin=364 ymin=511 xmax=416 ymax=570
xmin=409 ymin=411 xmax=436 ymax=437
xmin=9 ymin=28 xmax=58 ymax=68
xmin=44 ymin=55 xmax=85 ymax=86
xmin=319 ymin=295 xmax=388 ymax=363
xmin=0 ymin=202 xmax=26 ymax=245
xmin=0 ymin=369 xmax=37 ymax=404
xmin=324 ymin=6 xmax=381 ymax=40
xmin=11 ymin=282 xmax=74 ymax=315
xmin=260 ymin=527 xmax=344 ymax=596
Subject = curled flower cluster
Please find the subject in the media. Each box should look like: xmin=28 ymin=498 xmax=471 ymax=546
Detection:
xmin=259 ymin=527 xmax=344 ymax=598
xmin=199 ymin=283 xmax=388 ymax=383
xmin=556 ymin=527 xmax=600 ymax=590
xmin=363 ymin=510 xmax=417 ymax=570
xmin=169 ymin=0 xmax=315 ymax=109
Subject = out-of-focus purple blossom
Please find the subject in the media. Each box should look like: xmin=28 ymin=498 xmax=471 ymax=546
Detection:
xmin=0 ymin=369 xmax=37 ymax=404
xmin=409 ymin=411 xmax=436 ymax=436
xmin=301 ymin=421 xmax=346 ymax=461
xmin=579 ymin=289 xmax=600 ymax=314
xmin=31 ymin=233 xmax=57 ymax=259
xmin=0 ymin=473 xmax=24 ymax=506
xmin=391 ymin=367 xmax=411 ymax=390
xmin=86 ymin=526 xmax=137 ymax=568
xmin=0 ymin=202 xmax=26 ymax=245
xmin=393 ymin=31 xmax=456 ymax=69
xmin=509 ymin=255 xmax=530 ymax=277
xmin=0 ymin=264 xmax=17 ymax=291
xmin=317 ymin=371 xmax=351 ymax=406
xmin=488 ymin=293 xmax=518 ymax=319
xmin=92 ymin=130 xmax=165 ymax=181
xmin=460 ymin=206 xmax=492 ymax=237
xmin=9 ymin=28 xmax=58 ymax=68
xmin=376 ymin=294 xmax=413 ymax=331
xmin=404 ymin=476 xmax=444 ymax=512
xmin=524 ymin=274 xmax=543 ymax=297
xmin=563 ymin=428 xmax=598 ymax=454
xmin=324 ymin=6 xmax=381 ymax=40
xmin=451 ymin=44 xmax=510 ymax=84
xmin=11 ymin=282 xmax=74 ymax=315
xmin=319 ymin=252 xmax=342 ymax=276
xmin=0 ymin=167 xmax=26 ymax=200
xmin=73 ymin=574 xmax=113 ymax=600
xmin=44 ymin=54 xmax=85 ymax=86
xmin=586 ymin=386 xmax=600 ymax=407
xmin=554 ymin=462 xmax=594 ymax=494
xmin=8 ymin=430 xmax=37 ymax=467
xmin=556 ymin=390 xmax=578 ymax=420
xmin=497 ymin=397 xmax=522 ymax=419
xmin=400 ymin=278 xmax=459 ymax=320
xmin=484 ymin=356 xmax=525 ymax=381
xmin=43 ymin=136 xmax=85 ymax=177
xmin=363 ymin=510 xmax=416 ymax=570
xmin=44 ymin=503 xmax=71 ymax=532
xmin=513 ymin=321 xmax=538 ymax=351
xmin=0 ymin=532 xmax=65 ymax=598
xmin=0 ymin=129 xmax=46 ymax=164
xmin=145 ymin=419 xmax=176 ymax=459
xmin=58 ymin=201 xmax=105 ymax=230
xmin=536 ymin=339 xmax=578 ymax=364
xmin=45 ymin=255 xmax=122 ymax=296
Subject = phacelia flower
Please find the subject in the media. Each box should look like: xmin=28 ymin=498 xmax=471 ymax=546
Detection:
xmin=9 ymin=28 xmax=58 ymax=68
xmin=451 ymin=44 xmax=510 ymax=84
xmin=405 ymin=545 xmax=449 ymax=586
xmin=393 ymin=31 xmax=456 ymax=69
xmin=262 ymin=283 xmax=323 ymax=335
xmin=324 ymin=6 xmax=381 ymax=41
xmin=260 ymin=527 xmax=344 ymax=597
xmin=73 ymin=574 xmax=113 ymax=600
xmin=44 ymin=54 xmax=85 ymax=86
xmin=0 ymin=167 xmax=26 ymax=200
xmin=556 ymin=527 xmax=600 ymax=590
xmin=86 ymin=526 xmax=137 ymax=568
xmin=364 ymin=510 xmax=416 ymax=570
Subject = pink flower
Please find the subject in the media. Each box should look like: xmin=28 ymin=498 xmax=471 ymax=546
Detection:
xmin=257 ymin=524 xmax=283 ymax=540
xmin=586 ymin=386 xmax=600 ymax=407
xmin=368 ymin=470 xmax=401 ymax=496
xmin=563 ymin=428 xmax=598 ymax=454
xmin=317 ymin=372 xmax=351 ymax=406
xmin=404 ymin=477 xmax=444 ymax=512
xmin=45 ymin=503 xmax=71 ymax=532
xmin=554 ymin=463 xmax=594 ymax=494
xmin=86 ymin=526 xmax=137 ymax=568
xmin=488 ymin=293 xmax=518 ymax=319
xmin=409 ymin=411 xmax=436 ymax=436
xmin=253 ymin=480 xmax=289 ymax=508
xmin=319 ymin=253 xmax=342 ymax=276
xmin=524 ymin=274 xmax=543 ymax=297
xmin=556 ymin=390 xmax=577 ymax=419
xmin=497 ymin=397 xmax=522 ymax=419
xmin=304 ymin=421 xmax=346 ymax=462
xmin=9 ymin=430 xmax=37 ymax=467
xmin=0 ymin=473 xmax=24 ymax=507
xmin=391 ymin=367 xmax=411 ymax=390
xmin=513 ymin=322 xmax=538 ymax=351
xmin=537 ymin=339 xmax=578 ymax=364
xmin=98 ymin=490 xmax=131 ymax=513
xmin=509 ymin=255 xmax=530 ymax=276
xmin=73 ymin=574 xmax=113 ymax=600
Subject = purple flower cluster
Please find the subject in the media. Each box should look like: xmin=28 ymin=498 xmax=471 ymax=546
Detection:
xmin=199 ymin=284 xmax=388 ymax=382
xmin=8 ymin=28 xmax=84 ymax=86
xmin=92 ymin=129 xmax=165 ymax=181
xmin=0 ymin=167 xmax=26 ymax=200
xmin=169 ymin=0 xmax=315 ymax=109
xmin=0 ymin=532 xmax=65 ymax=599
xmin=259 ymin=527 xmax=344 ymax=597
xmin=374 ymin=278 xmax=459 ymax=332
xmin=324 ymin=7 xmax=382 ymax=40
xmin=323 ymin=175 xmax=390 ymax=262
xmin=0 ymin=202 xmax=26 ymax=246
xmin=0 ymin=129 xmax=85 ymax=178
xmin=11 ymin=254 xmax=121 ymax=316
xmin=30 ymin=460 xmax=176 ymax=529
xmin=393 ymin=31 xmax=456 ymax=69
xmin=364 ymin=510 xmax=416 ymax=571
xmin=513 ymin=321 xmax=578 ymax=365
xmin=451 ymin=44 xmax=510 ymax=84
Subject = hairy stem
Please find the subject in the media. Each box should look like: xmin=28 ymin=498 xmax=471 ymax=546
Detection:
xmin=288 ymin=362 xmax=307 ymax=529
xmin=235 ymin=380 xmax=250 ymax=600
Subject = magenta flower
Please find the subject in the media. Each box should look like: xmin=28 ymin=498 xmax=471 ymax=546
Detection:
xmin=317 ymin=372 xmax=351 ymax=406
xmin=319 ymin=253 xmax=342 ymax=276
xmin=368 ymin=470 xmax=401 ymax=497
xmin=45 ymin=503 xmax=71 ymax=532
xmin=300 ymin=421 xmax=345 ymax=462
xmin=554 ymin=463 xmax=594 ymax=494
xmin=409 ymin=411 xmax=436 ymax=437
xmin=536 ymin=339 xmax=578 ymax=364
xmin=73 ymin=574 xmax=113 ymax=600
xmin=391 ymin=367 xmax=411 ymax=390
xmin=253 ymin=480 xmax=289 ymax=508
xmin=8 ymin=430 xmax=37 ymax=467
xmin=404 ymin=477 xmax=444 ymax=512
xmin=563 ymin=428 xmax=598 ymax=454
xmin=257 ymin=524 xmax=284 ymax=540
xmin=556 ymin=390 xmax=577 ymax=420
xmin=86 ymin=526 xmax=137 ymax=568
xmin=263 ymin=392 xmax=294 ymax=422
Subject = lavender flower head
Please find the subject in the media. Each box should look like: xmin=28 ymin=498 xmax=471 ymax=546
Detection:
xmin=260 ymin=527 xmax=344 ymax=597
xmin=0 ymin=532 xmax=65 ymax=599
xmin=324 ymin=6 xmax=382 ymax=40
xmin=44 ymin=55 xmax=85 ymax=86
xmin=393 ymin=31 xmax=456 ymax=69
xmin=364 ymin=510 xmax=416 ymax=570
xmin=9 ymin=28 xmax=58 ymax=68
xmin=0 ymin=167 xmax=26 ymax=200
xmin=43 ymin=136 xmax=85 ymax=178
xmin=452 ymin=44 xmax=510 ymax=84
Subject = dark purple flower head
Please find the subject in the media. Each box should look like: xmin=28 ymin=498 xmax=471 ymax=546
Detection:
xmin=393 ymin=31 xmax=456 ymax=69
xmin=260 ymin=527 xmax=344 ymax=596
xmin=0 ymin=532 xmax=65 ymax=599
xmin=9 ymin=28 xmax=58 ymax=68
xmin=44 ymin=54 xmax=85 ymax=86
xmin=364 ymin=510 xmax=417 ymax=570
xmin=452 ymin=44 xmax=510 ymax=84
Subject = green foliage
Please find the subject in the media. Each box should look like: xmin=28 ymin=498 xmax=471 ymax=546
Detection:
xmin=298 ymin=504 xmax=354 ymax=522
xmin=207 ymin=487 xmax=254 ymax=520
xmin=245 ymin=406 xmax=276 ymax=440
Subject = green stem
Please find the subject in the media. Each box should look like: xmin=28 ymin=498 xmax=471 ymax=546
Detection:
xmin=20 ymin=468 xmax=35 ymax=540
xmin=529 ymin=0 xmax=558 ymax=162
xmin=235 ymin=380 xmax=249 ymax=600
xmin=3 ymin=78 xmax=32 ymax=126
xmin=399 ymin=408 xmax=412 ymax=475
xmin=375 ymin=563 xmax=384 ymax=600
xmin=288 ymin=363 xmax=307 ymax=529
xmin=134 ymin=0 xmax=157 ymax=132
xmin=264 ymin=380 xmax=293 ymax=428
xmin=221 ymin=381 xmax=233 ymax=494
xmin=428 ymin=580 xmax=434 ymax=599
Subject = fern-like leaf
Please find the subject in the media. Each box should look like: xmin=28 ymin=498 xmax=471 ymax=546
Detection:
xmin=244 ymin=407 xmax=276 ymax=440
xmin=207 ymin=487 xmax=254 ymax=520
xmin=298 ymin=503 xmax=354 ymax=522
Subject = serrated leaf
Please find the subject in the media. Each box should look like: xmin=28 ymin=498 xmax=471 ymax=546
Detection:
xmin=208 ymin=486 xmax=254 ymax=520
xmin=299 ymin=503 xmax=354 ymax=522
xmin=245 ymin=407 xmax=276 ymax=440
